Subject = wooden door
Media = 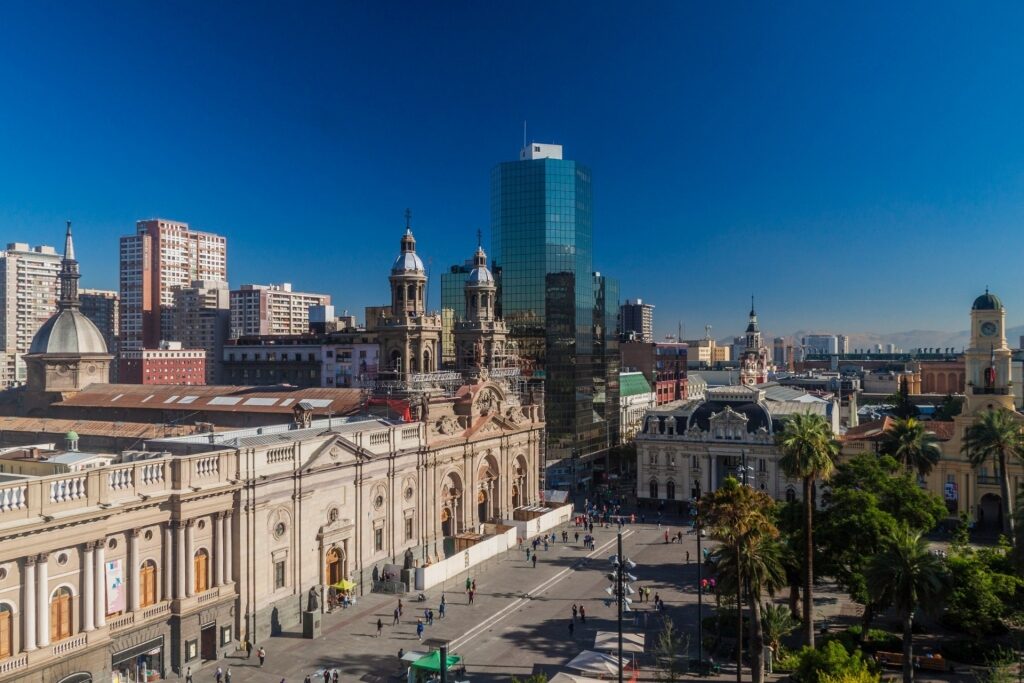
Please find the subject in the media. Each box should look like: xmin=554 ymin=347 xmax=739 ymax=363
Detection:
xmin=50 ymin=593 xmax=71 ymax=641
xmin=194 ymin=553 xmax=208 ymax=593
xmin=0 ymin=609 xmax=10 ymax=659
xmin=141 ymin=564 xmax=157 ymax=607
xmin=326 ymin=550 xmax=341 ymax=585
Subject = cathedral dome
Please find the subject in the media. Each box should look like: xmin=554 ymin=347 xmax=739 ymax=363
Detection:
xmin=973 ymin=290 xmax=1002 ymax=311
xmin=29 ymin=309 xmax=108 ymax=355
xmin=391 ymin=226 xmax=426 ymax=273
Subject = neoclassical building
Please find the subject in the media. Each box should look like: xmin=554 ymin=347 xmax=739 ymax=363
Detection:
xmin=0 ymin=223 xmax=544 ymax=682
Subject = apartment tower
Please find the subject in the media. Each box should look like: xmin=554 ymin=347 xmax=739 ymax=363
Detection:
xmin=0 ymin=241 xmax=61 ymax=385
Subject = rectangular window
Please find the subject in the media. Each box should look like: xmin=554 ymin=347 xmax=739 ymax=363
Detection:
xmin=274 ymin=560 xmax=286 ymax=589
xmin=405 ymin=517 xmax=413 ymax=541
xmin=374 ymin=528 xmax=384 ymax=552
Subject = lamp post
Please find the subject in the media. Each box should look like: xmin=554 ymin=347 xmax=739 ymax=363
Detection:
xmin=617 ymin=531 xmax=624 ymax=683
xmin=694 ymin=483 xmax=703 ymax=673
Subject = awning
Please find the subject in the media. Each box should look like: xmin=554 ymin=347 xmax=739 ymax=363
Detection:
xmin=411 ymin=651 xmax=462 ymax=672
xmin=401 ymin=650 xmax=429 ymax=663
xmin=112 ymin=636 xmax=164 ymax=665
xmin=549 ymin=674 xmax=607 ymax=683
xmin=566 ymin=650 xmax=624 ymax=676
xmin=331 ymin=579 xmax=356 ymax=591
xmin=594 ymin=631 xmax=645 ymax=653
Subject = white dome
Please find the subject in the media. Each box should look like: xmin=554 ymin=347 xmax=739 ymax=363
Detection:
xmin=29 ymin=309 xmax=109 ymax=355
xmin=392 ymin=252 xmax=426 ymax=273
xmin=467 ymin=266 xmax=494 ymax=285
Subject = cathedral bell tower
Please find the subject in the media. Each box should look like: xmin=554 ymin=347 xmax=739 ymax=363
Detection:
xmin=740 ymin=296 xmax=771 ymax=387
xmin=963 ymin=289 xmax=1014 ymax=414
xmin=454 ymin=234 xmax=507 ymax=371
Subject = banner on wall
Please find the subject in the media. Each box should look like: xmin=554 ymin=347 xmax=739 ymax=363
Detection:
xmin=106 ymin=559 xmax=126 ymax=615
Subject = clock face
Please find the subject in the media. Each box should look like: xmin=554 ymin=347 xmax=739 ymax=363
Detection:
xmin=981 ymin=321 xmax=998 ymax=337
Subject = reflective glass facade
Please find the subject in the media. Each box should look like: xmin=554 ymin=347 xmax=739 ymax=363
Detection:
xmin=491 ymin=155 xmax=619 ymax=481
xmin=440 ymin=262 xmax=471 ymax=366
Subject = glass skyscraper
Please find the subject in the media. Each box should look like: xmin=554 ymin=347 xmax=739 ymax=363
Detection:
xmin=491 ymin=143 xmax=619 ymax=486
xmin=440 ymin=260 xmax=472 ymax=366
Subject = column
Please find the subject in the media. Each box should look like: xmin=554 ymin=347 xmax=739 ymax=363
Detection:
xmin=185 ymin=521 xmax=195 ymax=597
xmin=82 ymin=542 xmax=95 ymax=632
xmin=36 ymin=554 xmax=49 ymax=647
xmin=22 ymin=557 xmax=36 ymax=652
xmin=163 ymin=525 xmax=173 ymax=602
xmin=175 ymin=523 xmax=186 ymax=599
xmin=223 ymin=513 xmax=233 ymax=583
xmin=94 ymin=542 xmax=106 ymax=628
xmin=214 ymin=514 xmax=224 ymax=588
xmin=128 ymin=530 xmax=140 ymax=612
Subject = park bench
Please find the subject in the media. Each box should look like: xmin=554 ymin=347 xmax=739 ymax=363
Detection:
xmin=875 ymin=652 xmax=904 ymax=669
xmin=874 ymin=652 xmax=949 ymax=672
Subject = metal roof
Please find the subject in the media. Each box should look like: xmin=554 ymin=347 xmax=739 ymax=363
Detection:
xmin=57 ymin=384 xmax=364 ymax=415
xmin=619 ymin=372 xmax=652 ymax=397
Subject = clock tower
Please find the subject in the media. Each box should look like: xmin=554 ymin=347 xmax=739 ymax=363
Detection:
xmin=963 ymin=289 xmax=1014 ymax=414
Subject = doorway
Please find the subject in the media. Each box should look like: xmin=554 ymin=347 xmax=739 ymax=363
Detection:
xmin=326 ymin=547 xmax=343 ymax=585
xmin=200 ymin=623 xmax=217 ymax=661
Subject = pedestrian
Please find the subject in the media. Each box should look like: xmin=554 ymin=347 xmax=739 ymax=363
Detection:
xmin=532 ymin=554 xmax=537 ymax=568
xmin=398 ymin=648 xmax=405 ymax=669
xmin=304 ymin=676 xmax=311 ymax=683
xmin=225 ymin=668 xmax=232 ymax=683
xmin=441 ymin=593 xmax=446 ymax=608
xmin=424 ymin=607 xmax=430 ymax=623
xmin=580 ymin=605 xmax=586 ymax=622
xmin=664 ymin=530 xmax=669 ymax=543
xmin=417 ymin=619 xmax=424 ymax=642
xmin=465 ymin=577 xmax=472 ymax=593
xmin=393 ymin=607 xmax=400 ymax=625
xmin=468 ymin=590 xmax=475 ymax=605
xmin=185 ymin=667 xmax=193 ymax=683
xmin=569 ymin=620 xmax=575 ymax=638
xmin=216 ymin=667 xmax=223 ymax=683
xmin=439 ymin=601 xmax=446 ymax=619
xmin=572 ymin=603 xmax=578 ymax=620
xmin=428 ymin=608 xmax=435 ymax=625
xmin=258 ymin=647 xmax=266 ymax=667
xmin=471 ymin=579 xmax=476 ymax=592
xmin=245 ymin=638 xmax=253 ymax=659
xmin=654 ymin=593 xmax=661 ymax=609
xmin=398 ymin=598 xmax=403 ymax=616
xmin=377 ymin=618 xmax=383 ymax=637
xmin=526 ymin=547 xmax=531 ymax=561
xmin=334 ymin=670 xmax=340 ymax=683
xmin=686 ymin=550 xmax=691 ymax=563
xmin=543 ymin=539 xmax=549 ymax=551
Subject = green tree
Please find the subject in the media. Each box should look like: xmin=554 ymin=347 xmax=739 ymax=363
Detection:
xmin=761 ymin=602 xmax=799 ymax=654
xmin=878 ymin=417 xmax=941 ymax=477
xmin=792 ymin=641 xmax=876 ymax=683
xmin=866 ymin=527 xmax=950 ymax=683
xmin=777 ymin=412 xmax=838 ymax=647
xmin=511 ymin=676 xmax=548 ymax=683
xmin=887 ymin=375 xmax=919 ymax=419
xmin=943 ymin=537 xmax=1024 ymax=637
xmin=962 ymin=408 xmax=1024 ymax=539
xmin=654 ymin=615 xmax=689 ymax=681
xmin=701 ymin=477 xmax=779 ymax=683
xmin=932 ymin=394 xmax=964 ymax=422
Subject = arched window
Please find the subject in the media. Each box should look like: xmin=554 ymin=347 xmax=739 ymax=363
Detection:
xmin=406 ymin=284 xmax=415 ymax=304
xmin=666 ymin=481 xmax=676 ymax=500
xmin=0 ymin=603 xmax=11 ymax=660
xmin=194 ymin=550 xmax=209 ymax=594
xmin=140 ymin=560 xmax=158 ymax=608
xmin=785 ymin=488 xmax=796 ymax=503
xmin=50 ymin=587 xmax=73 ymax=642
xmin=649 ymin=480 xmax=658 ymax=499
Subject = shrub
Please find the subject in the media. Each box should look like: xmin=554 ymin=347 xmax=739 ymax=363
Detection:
xmin=791 ymin=641 xmax=876 ymax=683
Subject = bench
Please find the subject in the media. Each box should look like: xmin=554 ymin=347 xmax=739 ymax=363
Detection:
xmin=875 ymin=652 xmax=949 ymax=672
xmin=875 ymin=652 xmax=904 ymax=669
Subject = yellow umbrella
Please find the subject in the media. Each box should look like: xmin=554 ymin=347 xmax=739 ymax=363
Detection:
xmin=332 ymin=579 xmax=356 ymax=591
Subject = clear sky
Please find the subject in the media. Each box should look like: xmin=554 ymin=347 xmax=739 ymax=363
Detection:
xmin=2 ymin=2 xmax=1023 ymax=339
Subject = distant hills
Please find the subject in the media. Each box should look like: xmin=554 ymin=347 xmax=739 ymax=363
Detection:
xmin=785 ymin=326 xmax=1024 ymax=353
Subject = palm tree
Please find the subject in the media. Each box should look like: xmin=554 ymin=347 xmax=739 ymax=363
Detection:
xmin=962 ymin=408 xmax=1024 ymax=539
xmin=709 ymin=534 xmax=786 ymax=683
xmin=700 ymin=477 xmax=779 ymax=683
xmin=777 ymin=411 xmax=838 ymax=648
xmin=760 ymin=603 xmax=799 ymax=655
xmin=879 ymin=417 xmax=941 ymax=477
xmin=867 ymin=527 xmax=949 ymax=683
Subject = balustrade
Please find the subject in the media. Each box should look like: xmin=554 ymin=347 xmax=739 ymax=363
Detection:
xmin=0 ymin=484 xmax=26 ymax=512
xmin=107 ymin=467 xmax=133 ymax=491
xmin=49 ymin=476 xmax=86 ymax=503
xmin=108 ymin=612 xmax=135 ymax=632
xmin=194 ymin=456 xmax=220 ymax=478
xmin=52 ymin=633 xmax=87 ymax=656
xmin=0 ymin=654 xmax=27 ymax=674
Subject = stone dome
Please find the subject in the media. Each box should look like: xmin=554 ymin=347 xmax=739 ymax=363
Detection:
xmin=973 ymin=290 xmax=1003 ymax=311
xmin=391 ymin=251 xmax=426 ymax=273
xmin=467 ymin=265 xmax=494 ymax=285
xmin=29 ymin=309 xmax=109 ymax=355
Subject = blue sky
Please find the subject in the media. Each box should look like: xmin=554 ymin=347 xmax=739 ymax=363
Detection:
xmin=2 ymin=2 xmax=1023 ymax=339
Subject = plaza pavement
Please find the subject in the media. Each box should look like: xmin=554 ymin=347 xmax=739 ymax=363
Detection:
xmin=196 ymin=515 xmax=959 ymax=682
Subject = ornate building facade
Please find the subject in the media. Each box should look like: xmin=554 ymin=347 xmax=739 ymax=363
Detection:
xmin=739 ymin=298 xmax=772 ymax=386
xmin=452 ymin=242 xmax=509 ymax=371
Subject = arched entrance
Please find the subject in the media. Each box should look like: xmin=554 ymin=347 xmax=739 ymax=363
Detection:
xmin=440 ymin=471 xmax=463 ymax=537
xmin=477 ymin=490 xmax=488 ymax=525
xmin=477 ymin=454 xmax=500 ymax=523
xmin=326 ymin=546 xmax=345 ymax=585
xmin=979 ymin=493 xmax=1003 ymax=529
xmin=666 ymin=481 xmax=676 ymax=500
xmin=390 ymin=350 xmax=402 ymax=371
xmin=512 ymin=455 xmax=528 ymax=509
xmin=649 ymin=480 xmax=658 ymax=499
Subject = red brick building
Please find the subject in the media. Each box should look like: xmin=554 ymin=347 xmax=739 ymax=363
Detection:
xmin=621 ymin=341 xmax=688 ymax=405
xmin=118 ymin=343 xmax=206 ymax=385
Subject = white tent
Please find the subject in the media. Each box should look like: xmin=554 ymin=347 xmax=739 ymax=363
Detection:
xmin=549 ymin=674 xmax=607 ymax=683
xmin=594 ymin=631 xmax=645 ymax=653
xmin=566 ymin=650 xmax=625 ymax=676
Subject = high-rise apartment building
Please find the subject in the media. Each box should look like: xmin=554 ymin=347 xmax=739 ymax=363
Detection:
xmin=171 ymin=280 xmax=230 ymax=384
xmin=802 ymin=334 xmax=841 ymax=355
xmin=620 ymin=299 xmax=654 ymax=342
xmin=0 ymin=242 xmax=61 ymax=385
xmin=119 ymin=219 xmax=227 ymax=350
xmin=229 ymin=283 xmax=331 ymax=338
xmin=79 ymin=288 xmax=120 ymax=352
xmin=492 ymin=142 xmax=619 ymax=483
xmin=773 ymin=336 xmax=791 ymax=369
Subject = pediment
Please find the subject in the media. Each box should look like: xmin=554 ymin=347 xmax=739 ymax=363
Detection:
xmin=304 ymin=435 xmax=369 ymax=469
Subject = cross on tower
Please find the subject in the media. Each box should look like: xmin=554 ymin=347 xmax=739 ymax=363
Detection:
xmin=477 ymin=229 xmax=482 ymax=248
xmin=404 ymin=208 xmax=412 ymax=229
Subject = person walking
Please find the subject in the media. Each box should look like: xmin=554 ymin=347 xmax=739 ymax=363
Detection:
xmin=543 ymin=539 xmax=549 ymax=551
xmin=439 ymin=600 xmax=446 ymax=619
xmin=424 ymin=607 xmax=430 ymax=623
xmin=579 ymin=605 xmax=586 ymax=622
xmin=572 ymin=603 xmax=578 ymax=620
xmin=526 ymin=547 xmax=531 ymax=562
xmin=574 ymin=531 xmax=579 ymax=543
xmin=225 ymin=667 xmax=232 ymax=683
xmin=471 ymin=579 xmax=476 ymax=592
xmin=468 ymin=590 xmax=475 ymax=605
xmin=393 ymin=607 xmax=400 ymax=625
xmin=398 ymin=598 xmax=403 ymax=617
xmin=686 ymin=550 xmax=690 ymax=563
xmin=532 ymin=554 xmax=537 ymax=568
xmin=428 ymin=608 xmax=435 ymax=625
xmin=185 ymin=667 xmax=193 ymax=683
xmin=377 ymin=618 xmax=384 ymax=637
xmin=215 ymin=667 xmax=223 ymax=683
xmin=465 ymin=577 xmax=472 ymax=593
xmin=258 ymin=647 xmax=266 ymax=667
xmin=416 ymin=619 xmax=424 ymax=642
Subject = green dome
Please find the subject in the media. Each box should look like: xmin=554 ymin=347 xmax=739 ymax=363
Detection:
xmin=65 ymin=430 xmax=79 ymax=441
xmin=973 ymin=290 xmax=1003 ymax=311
